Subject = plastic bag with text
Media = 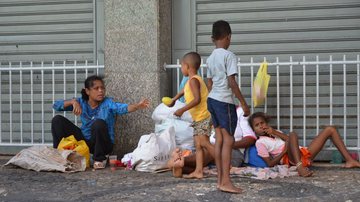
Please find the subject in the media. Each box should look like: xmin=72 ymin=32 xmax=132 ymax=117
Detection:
xmin=155 ymin=117 xmax=194 ymax=151
xmin=132 ymin=126 xmax=176 ymax=172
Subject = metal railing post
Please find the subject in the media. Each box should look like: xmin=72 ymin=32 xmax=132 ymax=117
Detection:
xmin=276 ymin=57 xmax=280 ymax=130
xmin=290 ymin=56 xmax=293 ymax=131
xmin=302 ymin=56 xmax=306 ymax=146
xmin=9 ymin=62 xmax=12 ymax=143
xmin=343 ymin=55 xmax=347 ymax=144
xmin=20 ymin=61 xmax=23 ymax=144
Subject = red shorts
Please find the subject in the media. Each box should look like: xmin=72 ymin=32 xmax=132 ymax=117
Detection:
xmin=282 ymin=147 xmax=312 ymax=167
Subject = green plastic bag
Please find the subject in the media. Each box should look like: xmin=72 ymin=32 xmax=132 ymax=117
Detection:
xmin=253 ymin=62 xmax=270 ymax=108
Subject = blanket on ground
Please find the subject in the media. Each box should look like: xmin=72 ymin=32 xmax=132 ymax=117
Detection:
xmin=203 ymin=165 xmax=298 ymax=180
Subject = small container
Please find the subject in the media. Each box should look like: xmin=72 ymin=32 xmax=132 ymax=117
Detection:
xmin=350 ymin=152 xmax=359 ymax=161
xmin=331 ymin=150 xmax=343 ymax=164
xmin=109 ymin=155 xmax=117 ymax=171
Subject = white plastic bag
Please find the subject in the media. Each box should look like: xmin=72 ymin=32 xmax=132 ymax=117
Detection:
xmin=5 ymin=145 xmax=86 ymax=172
xmin=132 ymin=126 xmax=176 ymax=172
xmin=210 ymin=107 xmax=255 ymax=144
xmin=233 ymin=107 xmax=255 ymax=141
xmin=155 ymin=117 xmax=194 ymax=150
xmin=151 ymin=101 xmax=193 ymax=124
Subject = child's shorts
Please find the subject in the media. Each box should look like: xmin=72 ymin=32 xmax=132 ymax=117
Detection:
xmin=207 ymin=97 xmax=237 ymax=136
xmin=282 ymin=147 xmax=312 ymax=167
xmin=191 ymin=117 xmax=211 ymax=136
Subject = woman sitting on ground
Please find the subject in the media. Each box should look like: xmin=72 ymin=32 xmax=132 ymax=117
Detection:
xmin=51 ymin=75 xmax=150 ymax=169
xmin=248 ymin=112 xmax=360 ymax=177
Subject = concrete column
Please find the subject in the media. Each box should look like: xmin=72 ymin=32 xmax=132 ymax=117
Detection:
xmin=104 ymin=0 xmax=171 ymax=157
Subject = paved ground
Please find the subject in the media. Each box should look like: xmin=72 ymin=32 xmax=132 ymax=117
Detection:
xmin=0 ymin=156 xmax=359 ymax=202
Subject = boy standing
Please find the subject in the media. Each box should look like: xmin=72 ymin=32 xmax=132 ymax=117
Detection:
xmin=206 ymin=20 xmax=249 ymax=193
xmin=170 ymin=52 xmax=214 ymax=179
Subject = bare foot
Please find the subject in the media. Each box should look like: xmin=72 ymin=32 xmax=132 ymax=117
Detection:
xmin=219 ymin=182 xmax=243 ymax=194
xmin=297 ymin=165 xmax=314 ymax=177
xmin=183 ymin=171 xmax=204 ymax=179
xmin=172 ymin=155 xmax=184 ymax=178
xmin=167 ymin=148 xmax=182 ymax=169
xmin=173 ymin=155 xmax=184 ymax=168
xmin=343 ymin=160 xmax=360 ymax=168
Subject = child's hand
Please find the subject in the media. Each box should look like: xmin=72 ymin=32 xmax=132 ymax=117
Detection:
xmin=137 ymin=99 xmax=150 ymax=109
xmin=174 ymin=109 xmax=184 ymax=118
xmin=168 ymin=98 xmax=176 ymax=107
xmin=262 ymin=126 xmax=274 ymax=137
xmin=243 ymin=106 xmax=250 ymax=117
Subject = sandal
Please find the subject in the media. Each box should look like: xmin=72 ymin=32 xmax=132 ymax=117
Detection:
xmin=93 ymin=161 xmax=105 ymax=170
xmin=296 ymin=162 xmax=313 ymax=177
xmin=93 ymin=157 xmax=108 ymax=170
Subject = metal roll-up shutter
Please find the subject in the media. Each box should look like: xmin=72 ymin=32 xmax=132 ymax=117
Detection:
xmin=0 ymin=0 xmax=95 ymax=62
xmin=195 ymin=0 xmax=360 ymax=151
xmin=196 ymin=0 xmax=360 ymax=61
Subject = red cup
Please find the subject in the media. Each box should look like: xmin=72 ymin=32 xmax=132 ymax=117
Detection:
xmin=350 ymin=152 xmax=359 ymax=161
xmin=109 ymin=155 xmax=117 ymax=171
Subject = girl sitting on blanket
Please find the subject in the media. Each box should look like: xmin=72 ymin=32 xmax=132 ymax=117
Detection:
xmin=248 ymin=112 xmax=360 ymax=177
xmin=51 ymin=75 xmax=150 ymax=169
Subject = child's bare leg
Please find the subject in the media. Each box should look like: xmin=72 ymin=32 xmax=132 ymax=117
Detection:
xmin=175 ymin=148 xmax=214 ymax=175
xmin=184 ymin=136 xmax=204 ymax=179
xmin=219 ymin=128 xmax=242 ymax=194
xmin=214 ymin=127 xmax=223 ymax=188
xmin=289 ymin=132 xmax=313 ymax=177
xmin=200 ymin=135 xmax=215 ymax=159
xmin=307 ymin=126 xmax=360 ymax=168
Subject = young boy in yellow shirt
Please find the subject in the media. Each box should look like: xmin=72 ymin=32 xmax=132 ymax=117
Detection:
xmin=170 ymin=52 xmax=214 ymax=179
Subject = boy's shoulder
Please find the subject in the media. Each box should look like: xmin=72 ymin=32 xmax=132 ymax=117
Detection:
xmin=208 ymin=48 xmax=236 ymax=60
xmin=187 ymin=75 xmax=205 ymax=86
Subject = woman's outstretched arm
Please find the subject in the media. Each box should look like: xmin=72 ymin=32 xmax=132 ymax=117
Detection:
xmin=128 ymin=99 xmax=150 ymax=112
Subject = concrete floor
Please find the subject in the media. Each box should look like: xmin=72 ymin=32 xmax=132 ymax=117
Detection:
xmin=0 ymin=156 xmax=359 ymax=202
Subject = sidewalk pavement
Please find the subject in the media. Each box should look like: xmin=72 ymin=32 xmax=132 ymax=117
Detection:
xmin=0 ymin=156 xmax=359 ymax=202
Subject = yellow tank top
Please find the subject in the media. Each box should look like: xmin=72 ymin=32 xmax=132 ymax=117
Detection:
xmin=184 ymin=75 xmax=211 ymax=122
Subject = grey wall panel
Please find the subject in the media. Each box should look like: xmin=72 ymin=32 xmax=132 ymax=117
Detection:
xmin=195 ymin=0 xmax=360 ymax=61
xmin=170 ymin=0 xmax=360 ymax=152
xmin=0 ymin=0 xmax=95 ymax=62
xmin=172 ymin=0 xmax=196 ymax=61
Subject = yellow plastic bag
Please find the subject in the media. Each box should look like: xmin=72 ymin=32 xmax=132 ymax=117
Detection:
xmin=252 ymin=62 xmax=270 ymax=108
xmin=57 ymin=135 xmax=90 ymax=168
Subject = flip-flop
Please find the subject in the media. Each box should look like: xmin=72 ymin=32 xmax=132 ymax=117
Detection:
xmin=297 ymin=166 xmax=313 ymax=177
xmin=93 ymin=161 xmax=105 ymax=170
xmin=93 ymin=157 xmax=108 ymax=170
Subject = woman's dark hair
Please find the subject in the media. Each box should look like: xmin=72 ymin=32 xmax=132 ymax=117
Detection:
xmin=81 ymin=75 xmax=104 ymax=100
xmin=248 ymin=112 xmax=271 ymax=130
xmin=212 ymin=20 xmax=232 ymax=40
